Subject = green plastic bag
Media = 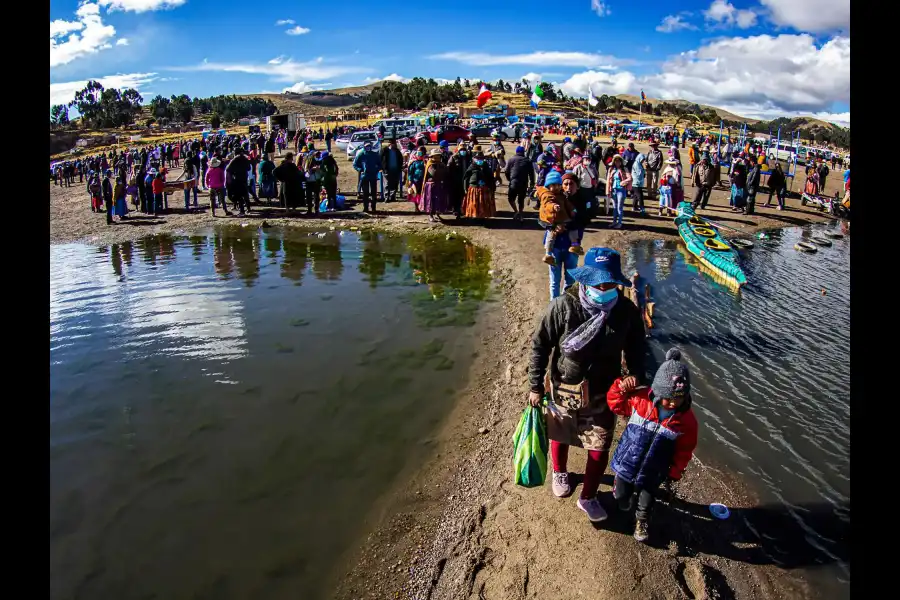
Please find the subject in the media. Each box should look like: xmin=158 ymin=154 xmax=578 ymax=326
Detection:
xmin=512 ymin=404 xmax=549 ymax=487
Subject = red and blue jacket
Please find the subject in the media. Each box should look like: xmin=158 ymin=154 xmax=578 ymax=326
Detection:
xmin=606 ymin=378 xmax=698 ymax=489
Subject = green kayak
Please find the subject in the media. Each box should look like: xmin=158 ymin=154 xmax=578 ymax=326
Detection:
xmin=674 ymin=202 xmax=748 ymax=288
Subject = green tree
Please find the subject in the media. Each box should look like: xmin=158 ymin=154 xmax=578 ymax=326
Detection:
xmin=170 ymin=94 xmax=194 ymax=122
xmin=210 ymin=112 xmax=222 ymax=129
xmin=150 ymin=95 xmax=171 ymax=120
xmin=50 ymin=104 xmax=69 ymax=128
xmin=70 ymin=80 xmax=105 ymax=127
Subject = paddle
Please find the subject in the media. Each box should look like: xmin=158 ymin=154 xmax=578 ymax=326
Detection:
xmin=697 ymin=216 xmax=746 ymax=235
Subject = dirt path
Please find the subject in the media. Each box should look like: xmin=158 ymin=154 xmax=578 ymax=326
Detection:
xmin=50 ymin=138 xmax=838 ymax=600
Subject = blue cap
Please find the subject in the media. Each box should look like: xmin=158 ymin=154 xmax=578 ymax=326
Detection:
xmin=544 ymin=170 xmax=562 ymax=186
xmin=567 ymin=248 xmax=632 ymax=288
xmin=564 ymin=137 xmax=572 ymax=143
xmin=439 ymin=140 xmax=449 ymax=148
xmin=515 ymin=145 xmax=525 ymax=155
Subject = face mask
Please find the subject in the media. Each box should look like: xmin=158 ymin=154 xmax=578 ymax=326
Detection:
xmin=585 ymin=286 xmax=617 ymax=304
xmin=459 ymin=151 xmax=467 ymax=157
xmin=475 ymin=159 xmax=484 ymax=166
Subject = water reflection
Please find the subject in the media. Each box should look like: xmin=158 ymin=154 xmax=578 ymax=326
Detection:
xmin=49 ymin=226 xmax=494 ymax=600
xmin=310 ymin=231 xmax=343 ymax=281
xmin=358 ymin=231 xmax=403 ymax=288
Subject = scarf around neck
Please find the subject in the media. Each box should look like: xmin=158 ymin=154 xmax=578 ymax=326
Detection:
xmin=561 ymin=284 xmax=618 ymax=354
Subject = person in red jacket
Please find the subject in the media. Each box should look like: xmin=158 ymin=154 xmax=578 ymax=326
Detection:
xmin=606 ymin=347 xmax=698 ymax=543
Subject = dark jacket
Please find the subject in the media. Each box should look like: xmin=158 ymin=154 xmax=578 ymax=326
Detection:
xmin=380 ymin=147 xmax=404 ymax=173
xmin=525 ymin=142 xmax=543 ymax=163
xmin=746 ymin=164 xmax=761 ymax=191
xmin=607 ymin=379 xmax=698 ymax=488
xmin=505 ymin=154 xmax=535 ymax=190
xmin=226 ymin=155 xmax=252 ymax=192
xmin=273 ymin=161 xmax=305 ymax=207
xmin=529 ymin=285 xmax=647 ymax=418
xmin=767 ymin=167 xmax=786 ymax=190
xmin=464 ymin=162 xmax=496 ymax=190
xmin=101 ymin=178 xmax=113 ymax=202
xmin=447 ymin=151 xmax=472 ymax=189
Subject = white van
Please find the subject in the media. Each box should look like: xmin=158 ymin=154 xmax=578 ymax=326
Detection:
xmin=372 ymin=118 xmax=420 ymax=140
xmin=767 ymin=141 xmax=798 ymax=162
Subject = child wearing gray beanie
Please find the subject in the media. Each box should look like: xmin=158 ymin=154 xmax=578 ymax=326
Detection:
xmin=605 ymin=347 xmax=699 ymax=543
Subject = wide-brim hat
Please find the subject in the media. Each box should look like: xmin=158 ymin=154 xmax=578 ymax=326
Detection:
xmin=429 ymin=148 xmax=442 ymax=157
xmin=611 ymin=154 xmax=624 ymax=163
xmin=568 ymin=248 xmax=632 ymax=288
xmin=210 ymin=158 xmax=222 ymax=168
xmin=648 ymin=139 xmax=659 ymax=146
xmin=666 ymin=157 xmax=680 ymax=165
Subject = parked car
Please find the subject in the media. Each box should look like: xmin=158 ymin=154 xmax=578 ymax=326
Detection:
xmin=468 ymin=123 xmax=499 ymax=138
xmin=497 ymin=122 xmax=532 ymax=141
xmin=346 ymin=130 xmax=379 ymax=160
xmin=334 ymin=134 xmax=352 ymax=151
xmin=426 ymin=125 xmax=472 ymax=144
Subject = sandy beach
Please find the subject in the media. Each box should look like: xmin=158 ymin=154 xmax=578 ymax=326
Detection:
xmin=50 ymin=136 xmax=841 ymax=599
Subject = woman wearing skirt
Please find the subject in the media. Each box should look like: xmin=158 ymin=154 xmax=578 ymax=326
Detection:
xmin=422 ymin=148 xmax=450 ymax=221
xmin=462 ymin=149 xmax=496 ymax=219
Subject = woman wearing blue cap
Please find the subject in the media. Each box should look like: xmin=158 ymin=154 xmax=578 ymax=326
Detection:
xmin=528 ymin=247 xmax=648 ymax=523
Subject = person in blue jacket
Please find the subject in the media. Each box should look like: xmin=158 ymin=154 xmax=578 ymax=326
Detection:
xmin=353 ymin=142 xmax=383 ymax=213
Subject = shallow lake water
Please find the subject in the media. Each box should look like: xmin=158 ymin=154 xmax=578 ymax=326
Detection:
xmin=622 ymin=221 xmax=850 ymax=598
xmin=50 ymin=227 xmax=493 ymax=600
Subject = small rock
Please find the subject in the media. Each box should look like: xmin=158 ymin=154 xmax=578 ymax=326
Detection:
xmin=478 ymin=427 xmax=489 ymax=435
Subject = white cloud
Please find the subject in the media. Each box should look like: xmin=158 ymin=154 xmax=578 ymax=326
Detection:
xmin=286 ymin=26 xmax=310 ymax=36
xmin=555 ymin=33 xmax=849 ymax=124
xmin=97 ymin=0 xmax=186 ymax=12
xmin=171 ymin=57 xmax=368 ymax=82
xmin=559 ymin=70 xmax=638 ymax=98
xmin=642 ymin=34 xmax=849 ymax=116
xmin=520 ymin=73 xmax=542 ymax=84
xmin=282 ymin=82 xmax=334 ymax=93
xmin=428 ymin=51 xmax=627 ymax=69
xmin=704 ymin=0 xmax=758 ymax=29
xmin=590 ymin=0 xmax=611 ymax=17
xmin=116 ymin=38 xmax=129 ymax=46
xmin=275 ymin=19 xmax=295 ymax=26
xmin=657 ymin=14 xmax=697 ymax=33
xmin=50 ymin=3 xmax=117 ymax=68
xmin=759 ymin=0 xmax=849 ymax=33
xmin=363 ymin=73 xmax=410 ymax=84
xmin=49 ymin=72 xmax=158 ymax=106
xmin=282 ymin=82 xmax=314 ymax=93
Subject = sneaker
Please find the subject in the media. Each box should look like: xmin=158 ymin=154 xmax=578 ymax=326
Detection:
xmin=552 ymin=471 xmax=572 ymax=497
xmin=634 ymin=519 xmax=649 ymax=542
xmin=613 ymin=223 xmax=622 ymax=230
xmin=542 ymin=254 xmax=556 ymax=265
xmin=576 ymin=497 xmax=608 ymax=522
xmin=569 ymin=245 xmax=585 ymax=256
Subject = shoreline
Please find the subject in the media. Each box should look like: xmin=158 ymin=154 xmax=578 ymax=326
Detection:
xmin=49 ymin=144 xmax=839 ymax=599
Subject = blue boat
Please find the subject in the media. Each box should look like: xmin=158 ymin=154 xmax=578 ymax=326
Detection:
xmin=674 ymin=202 xmax=747 ymax=287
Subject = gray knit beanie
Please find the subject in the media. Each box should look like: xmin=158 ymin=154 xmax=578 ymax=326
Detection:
xmin=651 ymin=348 xmax=691 ymax=400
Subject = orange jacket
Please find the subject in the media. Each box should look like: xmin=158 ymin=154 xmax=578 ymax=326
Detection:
xmin=536 ymin=186 xmax=575 ymax=224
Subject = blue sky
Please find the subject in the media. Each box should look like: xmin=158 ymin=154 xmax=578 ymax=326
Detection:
xmin=50 ymin=0 xmax=850 ymax=124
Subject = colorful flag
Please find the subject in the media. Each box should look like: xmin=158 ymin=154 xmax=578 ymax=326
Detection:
xmin=641 ymin=90 xmax=646 ymax=102
xmin=477 ymin=84 xmax=492 ymax=108
xmin=588 ymin=87 xmax=599 ymax=107
xmin=530 ymin=85 xmax=545 ymax=109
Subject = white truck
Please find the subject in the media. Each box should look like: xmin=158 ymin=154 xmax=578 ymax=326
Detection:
xmin=266 ymin=113 xmax=308 ymax=136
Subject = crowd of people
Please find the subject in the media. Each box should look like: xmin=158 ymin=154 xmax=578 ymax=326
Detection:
xmin=51 ymin=125 xmax=848 ymax=299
